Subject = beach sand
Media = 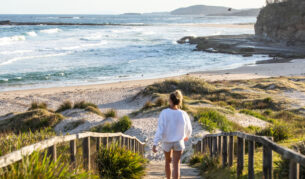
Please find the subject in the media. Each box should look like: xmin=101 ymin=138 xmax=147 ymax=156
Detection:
xmin=1 ymin=59 xmax=305 ymax=116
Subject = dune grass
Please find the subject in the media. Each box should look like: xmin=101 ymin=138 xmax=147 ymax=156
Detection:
xmin=104 ymin=109 xmax=117 ymax=118
xmin=91 ymin=116 xmax=132 ymax=133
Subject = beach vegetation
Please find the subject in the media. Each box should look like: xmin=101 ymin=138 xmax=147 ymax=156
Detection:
xmin=104 ymin=109 xmax=117 ymax=118
xmin=189 ymin=153 xmax=205 ymax=166
xmin=28 ymin=101 xmax=48 ymax=111
xmin=56 ymin=101 xmax=73 ymax=112
xmin=63 ymin=119 xmax=86 ymax=132
xmin=74 ymin=101 xmax=98 ymax=109
xmin=0 ymin=152 xmax=92 ymax=179
xmin=91 ymin=116 xmax=132 ymax=133
xmin=95 ymin=143 xmax=147 ymax=179
xmin=256 ymin=123 xmax=291 ymax=142
xmin=85 ymin=106 xmax=103 ymax=116
xmin=0 ymin=109 xmax=64 ymax=133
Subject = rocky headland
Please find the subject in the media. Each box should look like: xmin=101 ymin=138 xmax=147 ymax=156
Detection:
xmin=178 ymin=0 xmax=305 ymax=60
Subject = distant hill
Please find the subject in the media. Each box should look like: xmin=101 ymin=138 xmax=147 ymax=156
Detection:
xmin=209 ymin=9 xmax=261 ymax=16
xmin=171 ymin=5 xmax=237 ymax=15
xmin=171 ymin=5 xmax=260 ymax=16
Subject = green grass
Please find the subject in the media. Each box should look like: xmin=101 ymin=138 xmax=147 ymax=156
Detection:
xmin=74 ymin=101 xmax=98 ymax=109
xmin=195 ymin=108 xmax=234 ymax=132
xmin=239 ymin=109 xmax=276 ymax=123
xmin=0 ymin=128 xmax=55 ymax=156
xmin=0 ymin=109 xmax=64 ymax=133
xmin=28 ymin=102 xmax=48 ymax=111
xmin=56 ymin=101 xmax=73 ymax=112
xmin=104 ymin=109 xmax=117 ymax=118
xmin=91 ymin=116 xmax=132 ymax=133
xmin=0 ymin=152 xmax=94 ymax=179
xmin=95 ymin=143 xmax=147 ymax=179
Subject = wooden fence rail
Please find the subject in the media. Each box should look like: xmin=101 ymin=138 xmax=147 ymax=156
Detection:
xmin=193 ymin=131 xmax=304 ymax=179
xmin=0 ymin=132 xmax=145 ymax=170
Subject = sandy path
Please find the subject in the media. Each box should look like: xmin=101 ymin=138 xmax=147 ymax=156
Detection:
xmin=145 ymin=161 xmax=202 ymax=179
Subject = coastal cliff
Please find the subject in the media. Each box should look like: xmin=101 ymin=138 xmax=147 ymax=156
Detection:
xmin=255 ymin=0 xmax=305 ymax=44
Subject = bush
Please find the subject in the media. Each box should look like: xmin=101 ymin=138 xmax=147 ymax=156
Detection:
xmin=112 ymin=116 xmax=132 ymax=132
xmin=56 ymin=101 xmax=73 ymax=112
xmin=28 ymin=102 xmax=48 ymax=111
xmin=74 ymin=101 xmax=97 ymax=109
xmin=96 ymin=144 xmax=147 ymax=179
xmin=256 ymin=123 xmax=291 ymax=142
xmin=91 ymin=116 xmax=132 ymax=133
xmin=104 ymin=109 xmax=117 ymax=118
xmin=198 ymin=155 xmax=220 ymax=174
xmin=0 ymin=152 xmax=92 ymax=179
xmin=196 ymin=109 xmax=232 ymax=132
xmin=189 ymin=153 xmax=204 ymax=166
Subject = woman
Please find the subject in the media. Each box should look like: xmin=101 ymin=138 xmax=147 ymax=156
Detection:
xmin=152 ymin=90 xmax=192 ymax=179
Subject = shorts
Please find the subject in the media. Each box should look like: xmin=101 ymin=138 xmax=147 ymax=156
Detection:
xmin=162 ymin=140 xmax=185 ymax=152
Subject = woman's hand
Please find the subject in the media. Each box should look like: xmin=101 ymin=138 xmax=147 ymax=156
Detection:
xmin=152 ymin=145 xmax=157 ymax=153
xmin=184 ymin=137 xmax=189 ymax=141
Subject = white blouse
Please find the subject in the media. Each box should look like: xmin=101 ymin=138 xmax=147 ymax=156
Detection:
xmin=153 ymin=108 xmax=192 ymax=146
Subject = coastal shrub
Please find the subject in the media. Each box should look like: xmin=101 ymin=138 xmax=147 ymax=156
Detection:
xmin=85 ymin=106 xmax=103 ymax=116
xmin=104 ymin=109 xmax=117 ymax=118
xmin=95 ymin=144 xmax=147 ymax=179
xmin=251 ymin=97 xmax=282 ymax=110
xmin=56 ymin=101 xmax=73 ymax=112
xmin=256 ymin=123 xmax=291 ymax=142
xmin=198 ymin=155 xmax=220 ymax=174
xmin=91 ymin=116 xmax=132 ymax=133
xmin=142 ymin=78 xmax=214 ymax=96
xmin=74 ymin=101 xmax=98 ymax=109
xmin=196 ymin=108 xmax=232 ymax=132
xmin=0 ymin=128 xmax=55 ymax=156
xmin=112 ymin=116 xmax=132 ymax=132
xmin=0 ymin=152 xmax=91 ymax=179
xmin=189 ymin=153 xmax=204 ymax=166
xmin=28 ymin=102 xmax=48 ymax=111
xmin=240 ymin=109 xmax=275 ymax=123
xmin=63 ymin=119 xmax=86 ymax=132
xmin=0 ymin=109 xmax=64 ymax=133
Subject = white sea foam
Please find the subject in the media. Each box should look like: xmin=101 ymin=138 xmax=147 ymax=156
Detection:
xmin=0 ymin=35 xmax=26 ymax=46
xmin=26 ymin=31 xmax=38 ymax=37
xmin=80 ymin=34 xmax=103 ymax=41
xmin=40 ymin=28 xmax=61 ymax=34
xmin=0 ymin=52 xmax=69 ymax=66
xmin=0 ymin=50 xmax=32 ymax=55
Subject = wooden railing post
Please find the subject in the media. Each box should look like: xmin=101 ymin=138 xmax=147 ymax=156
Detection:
xmin=218 ymin=136 xmax=222 ymax=156
xmin=248 ymin=140 xmax=255 ymax=179
xmin=237 ymin=137 xmax=245 ymax=177
xmin=70 ymin=140 xmax=76 ymax=168
xmin=222 ymin=136 xmax=228 ymax=167
xmin=106 ymin=137 xmax=109 ymax=148
xmin=133 ymin=139 xmax=136 ymax=153
xmin=201 ymin=138 xmax=205 ymax=154
xmin=208 ymin=137 xmax=213 ymax=157
xmin=213 ymin=136 xmax=218 ymax=157
xmin=289 ymin=159 xmax=300 ymax=179
xmin=229 ymin=136 xmax=234 ymax=167
xmin=47 ymin=144 xmax=57 ymax=162
xmin=82 ymin=137 xmax=90 ymax=170
xmin=263 ymin=138 xmax=273 ymax=179
xmin=96 ymin=137 xmax=101 ymax=151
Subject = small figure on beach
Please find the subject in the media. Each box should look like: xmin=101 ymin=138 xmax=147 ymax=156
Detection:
xmin=152 ymin=90 xmax=192 ymax=179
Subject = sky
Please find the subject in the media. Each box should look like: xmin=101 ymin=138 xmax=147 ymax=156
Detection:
xmin=0 ymin=0 xmax=266 ymax=14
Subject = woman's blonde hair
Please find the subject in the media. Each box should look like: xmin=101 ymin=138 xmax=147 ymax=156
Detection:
xmin=170 ymin=90 xmax=183 ymax=108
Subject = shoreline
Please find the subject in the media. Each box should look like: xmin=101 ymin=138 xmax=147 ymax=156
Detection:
xmin=1 ymin=58 xmax=305 ymax=95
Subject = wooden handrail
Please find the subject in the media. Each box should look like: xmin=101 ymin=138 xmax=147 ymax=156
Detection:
xmin=0 ymin=132 xmax=145 ymax=168
xmin=193 ymin=131 xmax=304 ymax=179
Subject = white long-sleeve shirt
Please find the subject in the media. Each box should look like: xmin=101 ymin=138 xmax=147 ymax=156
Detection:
xmin=153 ymin=108 xmax=192 ymax=146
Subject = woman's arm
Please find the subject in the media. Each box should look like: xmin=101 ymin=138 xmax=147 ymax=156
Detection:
xmin=153 ymin=111 xmax=165 ymax=147
xmin=185 ymin=112 xmax=192 ymax=140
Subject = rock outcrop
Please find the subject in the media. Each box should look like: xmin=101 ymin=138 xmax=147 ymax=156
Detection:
xmin=255 ymin=0 xmax=305 ymax=44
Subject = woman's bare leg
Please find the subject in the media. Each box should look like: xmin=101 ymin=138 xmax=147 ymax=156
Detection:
xmin=172 ymin=150 xmax=183 ymax=179
xmin=164 ymin=150 xmax=172 ymax=179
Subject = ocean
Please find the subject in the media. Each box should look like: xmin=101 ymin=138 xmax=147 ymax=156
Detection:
xmin=0 ymin=14 xmax=268 ymax=91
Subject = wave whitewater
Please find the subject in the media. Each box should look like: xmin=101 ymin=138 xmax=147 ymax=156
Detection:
xmin=0 ymin=35 xmax=26 ymax=46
